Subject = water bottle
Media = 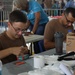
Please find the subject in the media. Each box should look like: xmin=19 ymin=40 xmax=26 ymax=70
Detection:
xmin=0 ymin=60 xmax=2 ymax=75
xmin=54 ymin=32 xmax=64 ymax=55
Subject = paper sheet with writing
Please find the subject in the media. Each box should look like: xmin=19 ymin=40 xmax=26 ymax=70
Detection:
xmin=59 ymin=63 xmax=73 ymax=75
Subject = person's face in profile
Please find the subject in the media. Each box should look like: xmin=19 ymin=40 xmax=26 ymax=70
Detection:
xmin=8 ymin=22 xmax=26 ymax=39
xmin=63 ymin=13 xmax=75 ymax=27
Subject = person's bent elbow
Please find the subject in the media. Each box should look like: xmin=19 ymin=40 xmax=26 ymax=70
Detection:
xmin=44 ymin=40 xmax=50 ymax=50
xmin=44 ymin=40 xmax=55 ymax=50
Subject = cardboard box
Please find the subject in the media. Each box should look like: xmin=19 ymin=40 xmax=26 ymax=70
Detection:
xmin=66 ymin=33 xmax=75 ymax=52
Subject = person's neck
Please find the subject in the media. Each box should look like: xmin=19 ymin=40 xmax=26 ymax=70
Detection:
xmin=58 ymin=18 xmax=63 ymax=25
xmin=59 ymin=18 xmax=68 ymax=27
xmin=6 ymin=30 xmax=15 ymax=40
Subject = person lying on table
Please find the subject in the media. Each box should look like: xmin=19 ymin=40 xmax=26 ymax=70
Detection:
xmin=44 ymin=7 xmax=75 ymax=50
xmin=0 ymin=10 xmax=29 ymax=64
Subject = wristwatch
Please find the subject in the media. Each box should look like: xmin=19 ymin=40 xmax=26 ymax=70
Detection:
xmin=31 ymin=31 xmax=34 ymax=34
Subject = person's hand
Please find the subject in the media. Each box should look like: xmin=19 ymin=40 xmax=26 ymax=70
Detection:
xmin=20 ymin=46 xmax=29 ymax=56
xmin=24 ymin=32 xmax=32 ymax=36
xmin=9 ymin=46 xmax=28 ymax=56
xmin=31 ymin=31 xmax=34 ymax=35
xmin=9 ymin=47 xmax=23 ymax=56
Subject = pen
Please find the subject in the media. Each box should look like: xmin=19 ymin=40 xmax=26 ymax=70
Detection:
xmin=15 ymin=61 xmax=25 ymax=65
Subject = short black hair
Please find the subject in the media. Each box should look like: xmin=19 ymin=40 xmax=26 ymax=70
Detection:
xmin=9 ymin=10 xmax=27 ymax=24
xmin=64 ymin=7 xmax=75 ymax=18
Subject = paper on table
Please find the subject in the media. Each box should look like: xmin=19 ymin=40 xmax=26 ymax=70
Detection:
xmin=44 ymin=55 xmax=58 ymax=65
xmin=63 ymin=42 xmax=66 ymax=50
xmin=18 ymin=72 xmax=28 ymax=75
xmin=28 ymin=69 xmax=61 ymax=75
xmin=59 ymin=63 xmax=73 ymax=75
xmin=62 ymin=60 xmax=75 ymax=66
xmin=43 ymin=63 xmax=64 ymax=74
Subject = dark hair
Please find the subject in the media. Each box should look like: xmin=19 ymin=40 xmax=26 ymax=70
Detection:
xmin=9 ymin=10 xmax=27 ymax=24
xmin=64 ymin=7 xmax=75 ymax=18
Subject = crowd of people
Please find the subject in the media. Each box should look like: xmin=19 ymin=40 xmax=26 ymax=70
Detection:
xmin=0 ymin=0 xmax=75 ymax=75
xmin=0 ymin=0 xmax=75 ymax=66
xmin=41 ymin=0 xmax=75 ymax=9
xmin=41 ymin=0 xmax=75 ymax=16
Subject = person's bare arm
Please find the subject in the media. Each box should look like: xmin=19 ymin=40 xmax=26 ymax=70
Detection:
xmin=44 ymin=39 xmax=55 ymax=50
xmin=0 ymin=48 xmax=12 ymax=59
xmin=44 ymin=20 xmax=55 ymax=50
xmin=0 ymin=46 xmax=28 ymax=59
xmin=25 ymin=20 xmax=30 ymax=30
xmin=32 ymin=12 xmax=40 ymax=33
xmin=74 ymin=71 xmax=75 ymax=75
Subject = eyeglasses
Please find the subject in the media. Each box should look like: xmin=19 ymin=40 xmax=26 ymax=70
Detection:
xmin=11 ymin=25 xmax=25 ymax=33
xmin=64 ymin=13 xmax=74 ymax=24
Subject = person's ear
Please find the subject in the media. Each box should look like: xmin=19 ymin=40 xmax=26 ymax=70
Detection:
xmin=7 ymin=22 xmax=11 ymax=27
xmin=61 ymin=13 xmax=64 ymax=16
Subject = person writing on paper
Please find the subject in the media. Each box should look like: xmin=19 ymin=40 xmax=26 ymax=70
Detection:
xmin=0 ymin=10 xmax=28 ymax=64
xmin=12 ymin=0 xmax=49 ymax=53
xmin=44 ymin=7 xmax=75 ymax=50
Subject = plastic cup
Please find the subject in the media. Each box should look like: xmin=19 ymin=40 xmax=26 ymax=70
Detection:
xmin=54 ymin=32 xmax=64 ymax=55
